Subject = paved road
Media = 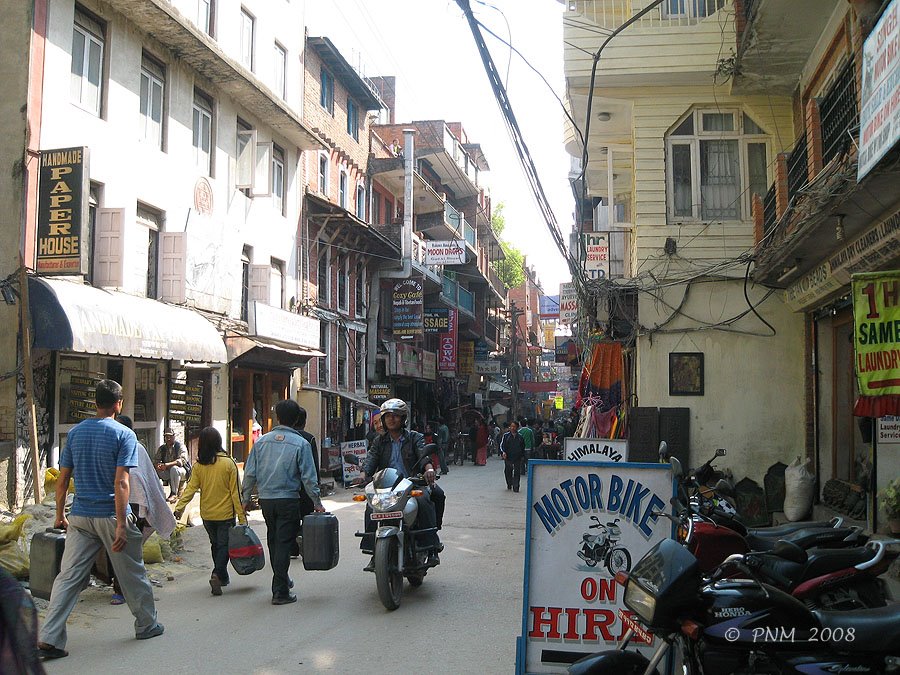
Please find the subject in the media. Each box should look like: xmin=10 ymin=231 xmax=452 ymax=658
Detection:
xmin=42 ymin=454 xmax=527 ymax=674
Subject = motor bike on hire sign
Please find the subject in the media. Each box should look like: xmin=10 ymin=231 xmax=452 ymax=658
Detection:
xmin=516 ymin=460 xmax=675 ymax=674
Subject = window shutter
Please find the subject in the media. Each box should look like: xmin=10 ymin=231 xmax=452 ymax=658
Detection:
xmin=93 ymin=208 xmax=124 ymax=288
xmin=254 ymin=141 xmax=273 ymax=197
xmin=235 ymin=129 xmax=256 ymax=189
xmin=248 ymin=264 xmax=269 ymax=303
xmin=159 ymin=232 xmax=187 ymax=304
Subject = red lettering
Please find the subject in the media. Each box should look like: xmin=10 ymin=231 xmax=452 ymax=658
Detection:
xmin=563 ymin=608 xmax=581 ymax=640
xmin=528 ymin=606 xmax=563 ymax=639
xmin=580 ymin=577 xmax=597 ymax=601
xmin=583 ymin=609 xmax=616 ymax=642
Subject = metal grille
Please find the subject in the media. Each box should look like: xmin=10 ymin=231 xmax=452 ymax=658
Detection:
xmin=762 ymin=183 xmax=776 ymax=234
xmin=787 ymin=132 xmax=809 ymax=199
xmin=820 ymin=58 xmax=858 ymax=166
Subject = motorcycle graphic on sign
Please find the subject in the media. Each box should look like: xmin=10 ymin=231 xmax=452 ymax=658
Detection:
xmin=576 ymin=516 xmax=632 ymax=575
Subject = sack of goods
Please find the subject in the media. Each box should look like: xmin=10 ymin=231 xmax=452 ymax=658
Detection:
xmin=228 ymin=524 xmax=265 ymax=575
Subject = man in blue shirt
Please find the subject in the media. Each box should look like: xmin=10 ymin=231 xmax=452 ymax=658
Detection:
xmin=38 ymin=380 xmax=162 ymax=661
xmin=242 ymin=399 xmax=323 ymax=605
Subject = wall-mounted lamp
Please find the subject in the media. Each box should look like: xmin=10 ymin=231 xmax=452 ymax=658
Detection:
xmin=835 ymin=214 xmax=845 ymax=241
xmin=596 ymin=112 xmax=612 ymax=122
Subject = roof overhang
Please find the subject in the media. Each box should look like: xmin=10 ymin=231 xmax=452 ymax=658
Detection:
xmin=225 ymin=336 xmax=324 ymax=370
xmin=305 ymin=191 xmax=402 ymax=260
xmin=29 ymin=277 xmax=226 ymax=363
xmin=307 ymin=36 xmax=383 ymax=110
xmin=417 ymin=148 xmax=479 ymax=199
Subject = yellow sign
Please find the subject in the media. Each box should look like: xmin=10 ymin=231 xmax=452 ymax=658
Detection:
xmin=852 ymin=270 xmax=900 ymax=399
xmin=555 ymin=396 xmax=564 ymax=409
xmin=459 ymin=341 xmax=475 ymax=375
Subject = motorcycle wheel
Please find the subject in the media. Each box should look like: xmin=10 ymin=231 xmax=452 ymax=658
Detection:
xmin=375 ymin=538 xmax=403 ymax=610
xmin=606 ymin=547 xmax=632 ymax=575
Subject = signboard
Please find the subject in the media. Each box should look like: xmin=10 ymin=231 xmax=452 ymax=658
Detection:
xmin=559 ymin=282 xmax=577 ymax=324
xmin=475 ymin=360 xmax=502 ymax=375
xmin=391 ymin=278 xmax=424 ymax=338
xmin=248 ymin=301 xmax=320 ymax=349
xmin=394 ymin=342 xmax=423 ymax=378
xmin=563 ymin=438 xmax=629 ymax=463
xmin=583 ymin=233 xmax=610 ymax=280
xmin=36 ymin=147 xmax=89 ymax=275
xmin=341 ymin=439 xmax=368 ymax=485
xmin=66 ymin=374 xmax=100 ymax=421
xmin=168 ymin=381 xmax=203 ymax=426
xmin=368 ymin=383 xmax=392 ymax=404
xmin=878 ymin=416 xmax=900 ymax=443
xmin=539 ymin=295 xmax=560 ymax=319
xmin=422 ymin=350 xmax=437 ymax=381
xmin=424 ymin=308 xmax=450 ymax=333
xmin=475 ymin=339 xmax=489 ymax=360
xmin=459 ymin=340 xmax=475 ymax=375
xmin=518 ymin=461 xmax=673 ymax=672
xmin=554 ymin=396 xmax=564 ymax=410
xmin=852 ymin=270 xmax=900 ymax=412
xmin=438 ymin=308 xmax=457 ymax=373
xmin=425 ymin=240 xmax=466 ymax=265
xmin=858 ymin=0 xmax=900 ymax=179
xmin=555 ymin=336 xmax=578 ymax=365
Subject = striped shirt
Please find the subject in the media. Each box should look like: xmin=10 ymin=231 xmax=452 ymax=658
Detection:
xmin=60 ymin=417 xmax=139 ymax=517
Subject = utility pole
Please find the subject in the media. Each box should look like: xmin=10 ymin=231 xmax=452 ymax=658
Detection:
xmin=507 ymin=301 xmax=524 ymax=422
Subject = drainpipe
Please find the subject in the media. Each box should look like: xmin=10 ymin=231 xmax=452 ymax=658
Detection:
xmin=367 ymin=129 xmax=415 ymax=383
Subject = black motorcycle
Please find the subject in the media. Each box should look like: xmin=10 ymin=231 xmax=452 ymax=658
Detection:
xmin=577 ymin=516 xmax=632 ymax=576
xmin=569 ymin=538 xmax=900 ymax=674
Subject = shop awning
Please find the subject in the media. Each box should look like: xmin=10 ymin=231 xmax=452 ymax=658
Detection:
xmin=29 ymin=277 xmax=227 ymax=363
xmin=225 ymin=335 xmax=325 ymax=370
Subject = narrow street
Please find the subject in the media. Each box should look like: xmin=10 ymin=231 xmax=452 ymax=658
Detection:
xmin=41 ymin=455 xmax=527 ymax=674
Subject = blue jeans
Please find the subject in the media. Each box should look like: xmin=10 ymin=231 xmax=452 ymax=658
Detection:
xmin=203 ymin=518 xmax=234 ymax=584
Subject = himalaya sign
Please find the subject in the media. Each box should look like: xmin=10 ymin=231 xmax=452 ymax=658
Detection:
xmin=563 ymin=438 xmax=628 ymax=463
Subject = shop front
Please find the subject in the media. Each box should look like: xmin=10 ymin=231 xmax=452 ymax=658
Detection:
xmin=27 ymin=276 xmax=227 ymax=467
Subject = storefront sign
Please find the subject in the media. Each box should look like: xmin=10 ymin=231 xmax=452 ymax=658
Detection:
xmin=67 ymin=374 xmax=100 ymax=421
xmin=858 ymin=0 xmax=900 ymax=179
xmin=583 ymin=233 xmax=610 ymax=280
xmin=37 ymin=147 xmax=89 ymax=275
xmin=422 ymin=350 xmax=437 ymax=380
xmin=459 ymin=341 xmax=475 ymax=375
xmin=394 ymin=342 xmax=423 ymax=378
xmin=555 ymin=396 xmax=564 ymax=410
xmin=368 ymin=383 xmax=393 ymax=404
xmin=563 ymin=438 xmax=629 ymax=463
xmin=475 ymin=339 xmax=489 ymax=360
xmin=852 ymin=270 xmax=900 ymax=413
xmin=424 ymin=308 xmax=450 ymax=333
xmin=518 ymin=462 xmax=673 ymax=672
xmin=878 ymin=416 xmax=900 ymax=443
xmin=555 ymin=336 xmax=578 ymax=365
xmin=559 ymin=282 xmax=577 ymax=324
xmin=438 ymin=309 xmax=457 ymax=374
xmin=784 ymin=208 xmax=900 ymax=311
xmin=248 ymin=301 xmax=320 ymax=349
xmin=391 ymin=278 xmax=424 ymax=338
xmin=539 ymin=295 xmax=560 ymax=320
xmin=341 ymin=439 xmax=368 ymax=485
xmin=425 ymin=240 xmax=466 ymax=265
xmin=169 ymin=381 xmax=203 ymax=425
xmin=475 ymin=360 xmax=502 ymax=375
xmin=543 ymin=324 xmax=556 ymax=346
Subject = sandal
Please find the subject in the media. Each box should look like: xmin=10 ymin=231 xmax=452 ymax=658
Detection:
xmin=167 ymin=495 xmax=177 ymax=503
xmin=110 ymin=593 xmax=125 ymax=605
xmin=38 ymin=644 xmax=69 ymax=661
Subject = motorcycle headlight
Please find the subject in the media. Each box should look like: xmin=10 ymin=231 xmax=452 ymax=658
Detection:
xmin=624 ymin=580 xmax=656 ymax=624
xmin=370 ymin=490 xmax=403 ymax=511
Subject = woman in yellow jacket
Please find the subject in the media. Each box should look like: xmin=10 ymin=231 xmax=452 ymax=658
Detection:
xmin=174 ymin=427 xmax=246 ymax=596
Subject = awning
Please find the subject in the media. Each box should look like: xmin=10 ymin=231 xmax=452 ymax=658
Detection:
xmin=29 ymin=277 xmax=226 ymax=363
xmin=225 ymin=335 xmax=324 ymax=370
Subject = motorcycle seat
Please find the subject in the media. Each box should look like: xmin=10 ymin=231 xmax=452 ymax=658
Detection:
xmin=745 ymin=520 xmax=832 ymax=538
xmin=812 ymin=604 xmax=900 ymax=652
xmin=755 ymin=546 xmax=876 ymax=590
xmin=744 ymin=526 xmax=861 ymax=553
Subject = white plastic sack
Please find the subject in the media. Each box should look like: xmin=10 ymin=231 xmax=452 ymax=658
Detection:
xmin=783 ymin=456 xmax=815 ymax=521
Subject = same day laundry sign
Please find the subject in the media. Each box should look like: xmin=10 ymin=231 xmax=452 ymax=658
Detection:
xmin=517 ymin=461 xmax=673 ymax=674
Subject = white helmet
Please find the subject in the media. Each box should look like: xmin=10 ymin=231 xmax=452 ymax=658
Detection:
xmin=380 ymin=398 xmax=408 ymax=417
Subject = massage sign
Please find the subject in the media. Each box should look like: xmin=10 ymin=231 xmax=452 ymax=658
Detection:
xmin=37 ymin=147 xmax=90 ymax=275
xmin=516 ymin=461 xmax=673 ymax=674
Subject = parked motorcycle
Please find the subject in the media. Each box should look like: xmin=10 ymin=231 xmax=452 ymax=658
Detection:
xmin=578 ymin=516 xmax=632 ymax=575
xmin=346 ymin=451 xmax=440 ymax=611
xmin=568 ymin=538 xmax=900 ymax=675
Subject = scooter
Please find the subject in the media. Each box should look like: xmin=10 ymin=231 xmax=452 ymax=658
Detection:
xmin=577 ymin=516 xmax=632 ymax=576
xmin=346 ymin=451 xmax=440 ymax=611
xmin=568 ymin=538 xmax=900 ymax=675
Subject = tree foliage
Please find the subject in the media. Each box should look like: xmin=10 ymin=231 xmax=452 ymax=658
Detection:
xmin=490 ymin=202 xmax=525 ymax=288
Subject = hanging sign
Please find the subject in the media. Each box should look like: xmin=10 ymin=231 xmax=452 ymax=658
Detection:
xmin=459 ymin=341 xmax=475 ymax=375
xmin=67 ymin=374 xmax=100 ymax=421
xmin=517 ymin=461 xmax=673 ymax=673
xmin=391 ymin=278 xmax=424 ymax=338
xmin=852 ymin=270 xmax=900 ymax=416
xmin=583 ymin=233 xmax=610 ymax=280
xmin=563 ymin=438 xmax=629 ymax=463
xmin=169 ymin=381 xmax=203 ymax=426
xmin=559 ymin=282 xmax=577 ymax=324
xmin=424 ymin=308 xmax=450 ymax=333
xmin=425 ymin=240 xmax=466 ymax=265
xmin=438 ymin=309 xmax=458 ymax=373
xmin=36 ymin=147 xmax=89 ymax=275
xmin=368 ymin=383 xmax=392 ymax=404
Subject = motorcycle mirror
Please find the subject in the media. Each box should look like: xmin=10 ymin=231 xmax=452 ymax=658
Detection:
xmin=658 ymin=441 xmax=669 ymax=460
xmin=772 ymin=539 xmax=807 ymax=564
xmin=715 ymin=448 xmax=726 ymax=457
xmin=343 ymin=453 xmax=360 ymax=465
xmin=669 ymin=456 xmax=684 ymax=478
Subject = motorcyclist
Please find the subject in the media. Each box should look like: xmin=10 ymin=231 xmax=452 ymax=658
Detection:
xmin=357 ymin=398 xmax=445 ymax=570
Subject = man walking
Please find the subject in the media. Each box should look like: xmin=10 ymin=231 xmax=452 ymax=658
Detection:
xmin=242 ymin=400 xmax=323 ymax=605
xmin=501 ymin=420 xmax=526 ymax=492
xmin=435 ymin=417 xmax=450 ymax=475
xmin=38 ymin=380 xmax=162 ymax=661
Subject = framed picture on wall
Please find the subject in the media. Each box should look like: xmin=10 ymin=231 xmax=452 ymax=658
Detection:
xmin=669 ymin=352 xmax=704 ymax=396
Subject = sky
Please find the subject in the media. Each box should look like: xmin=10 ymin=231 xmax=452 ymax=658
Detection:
xmin=305 ymin=0 xmax=574 ymax=294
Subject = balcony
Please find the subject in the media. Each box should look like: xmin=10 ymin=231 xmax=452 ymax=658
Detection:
xmin=733 ymin=0 xmax=842 ymax=95
xmin=440 ymin=275 xmax=475 ymax=318
xmin=102 ymin=0 xmax=322 ymax=151
xmin=411 ymin=232 xmax=443 ymax=287
xmin=417 ymin=202 xmax=476 ymax=255
xmin=820 ymin=58 xmax=858 ymax=167
xmin=368 ymin=157 xmax=444 ymax=215
xmin=786 ymin=133 xmax=809 ymax=201
xmin=458 ymin=286 xmax=475 ymax=316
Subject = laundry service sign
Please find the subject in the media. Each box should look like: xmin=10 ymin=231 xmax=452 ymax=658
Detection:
xmin=516 ymin=461 xmax=674 ymax=674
